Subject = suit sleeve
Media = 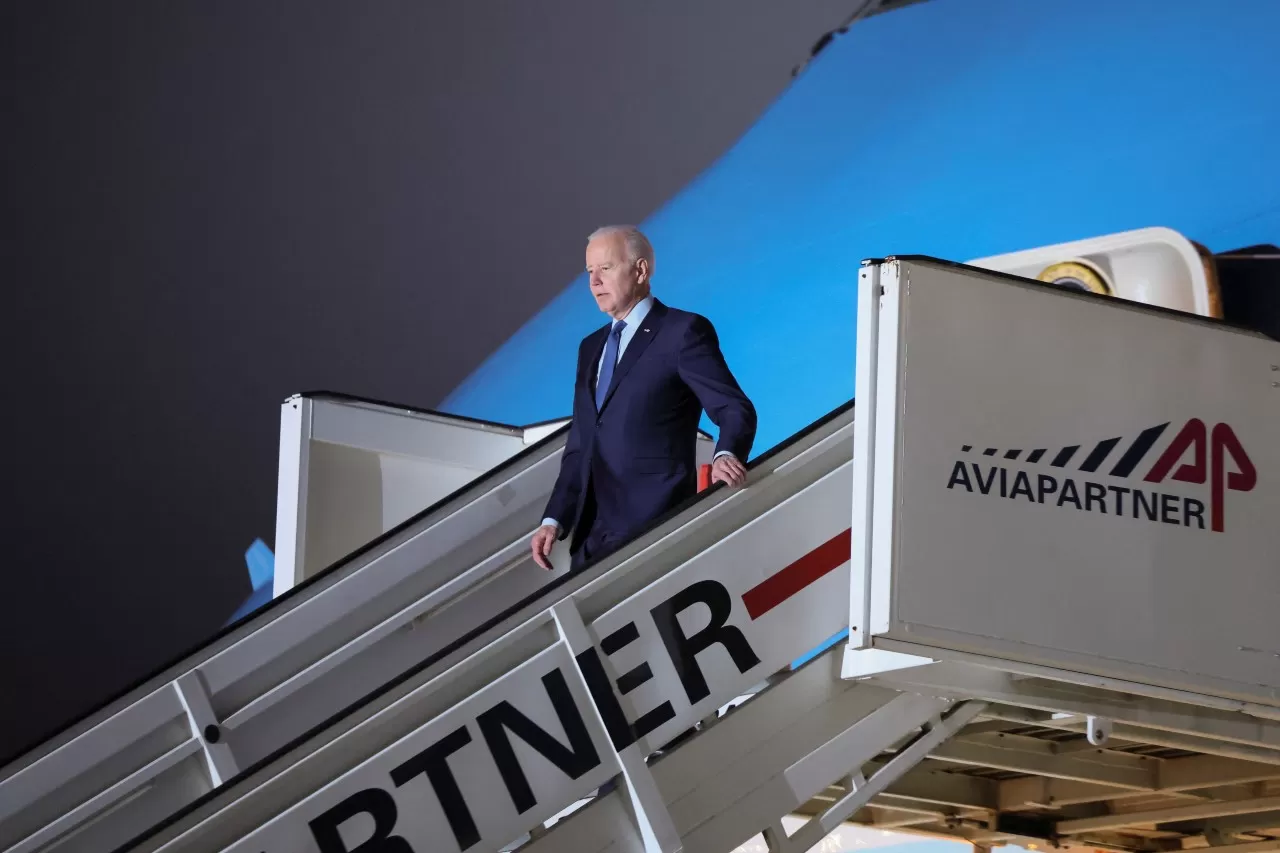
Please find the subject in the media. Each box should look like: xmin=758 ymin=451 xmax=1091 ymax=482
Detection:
xmin=541 ymin=343 xmax=590 ymax=541
xmin=677 ymin=314 xmax=757 ymax=461
xmin=542 ymin=412 xmax=585 ymax=541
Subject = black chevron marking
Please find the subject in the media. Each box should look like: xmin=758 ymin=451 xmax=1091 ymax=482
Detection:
xmin=962 ymin=445 xmax=972 ymax=452
xmin=982 ymin=448 xmax=997 ymax=456
xmin=1004 ymin=449 xmax=1021 ymax=460
xmin=1109 ymin=423 xmax=1170 ymax=478
xmin=1050 ymin=446 xmax=1078 ymax=467
xmin=1027 ymin=449 xmax=1046 ymax=463
xmin=1079 ymin=437 xmax=1121 ymax=472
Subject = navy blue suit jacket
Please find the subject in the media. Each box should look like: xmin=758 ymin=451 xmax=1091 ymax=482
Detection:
xmin=544 ymin=299 xmax=757 ymax=556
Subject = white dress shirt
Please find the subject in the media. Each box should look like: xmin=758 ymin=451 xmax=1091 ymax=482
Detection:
xmin=596 ymin=295 xmax=654 ymax=381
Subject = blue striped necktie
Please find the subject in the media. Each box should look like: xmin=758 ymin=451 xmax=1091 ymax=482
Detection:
xmin=595 ymin=320 xmax=626 ymax=409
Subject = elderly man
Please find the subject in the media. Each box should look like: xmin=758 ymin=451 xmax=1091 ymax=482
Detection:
xmin=531 ymin=225 xmax=757 ymax=572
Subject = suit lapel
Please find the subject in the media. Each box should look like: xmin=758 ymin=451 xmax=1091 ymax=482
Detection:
xmin=599 ymin=299 xmax=667 ymax=413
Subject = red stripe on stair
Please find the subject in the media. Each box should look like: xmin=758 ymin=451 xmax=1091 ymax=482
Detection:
xmin=741 ymin=528 xmax=852 ymax=620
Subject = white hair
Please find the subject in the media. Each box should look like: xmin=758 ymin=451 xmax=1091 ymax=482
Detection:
xmin=588 ymin=224 xmax=655 ymax=276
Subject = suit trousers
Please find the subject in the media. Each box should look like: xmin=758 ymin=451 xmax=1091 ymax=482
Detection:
xmin=569 ymin=525 xmax=623 ymax=573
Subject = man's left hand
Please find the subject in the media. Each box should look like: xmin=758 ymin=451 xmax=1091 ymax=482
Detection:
xmin=711 ymin=454 xmax=747 ymax=487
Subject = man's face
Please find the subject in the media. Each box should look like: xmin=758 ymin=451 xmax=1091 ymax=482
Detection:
xmin=586 ymin=234 xmax=648 ymax=319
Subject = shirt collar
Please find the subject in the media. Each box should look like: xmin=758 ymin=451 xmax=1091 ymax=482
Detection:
xmin=615 ymin=294 xmax=654 ymax=329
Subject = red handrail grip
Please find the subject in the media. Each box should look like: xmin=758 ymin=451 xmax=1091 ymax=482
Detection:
xmin=698 ymin=463 xmax=712 ymax=492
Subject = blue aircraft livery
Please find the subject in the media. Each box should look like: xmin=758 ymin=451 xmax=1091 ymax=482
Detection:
xmin=443 ymin=0 xmax=1280 ymax=454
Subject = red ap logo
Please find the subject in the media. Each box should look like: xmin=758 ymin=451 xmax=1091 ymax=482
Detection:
xmin=1144 ymin=419 xmax=1257 ymax=532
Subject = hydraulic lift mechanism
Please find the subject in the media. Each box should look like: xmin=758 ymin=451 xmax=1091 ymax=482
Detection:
xmin=2 ymin=228 xmax=1277 ymax=853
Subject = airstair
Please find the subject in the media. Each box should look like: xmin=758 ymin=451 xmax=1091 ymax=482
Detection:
xmin=0 ymin=396 xmax=716 ymax=853
xmin=3 ymin=242 xmax=1278 ymax=853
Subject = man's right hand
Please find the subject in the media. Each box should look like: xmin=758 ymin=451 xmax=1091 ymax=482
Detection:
xmin=530 ymin=524 xmax=559 ymax=570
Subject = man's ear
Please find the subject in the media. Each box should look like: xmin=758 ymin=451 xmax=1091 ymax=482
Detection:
xmin=635 ymin=257 xmax=649 ymax=284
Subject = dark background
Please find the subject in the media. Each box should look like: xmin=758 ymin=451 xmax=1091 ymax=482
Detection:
xmin=0 ymin=1 xmax=853 ymax=760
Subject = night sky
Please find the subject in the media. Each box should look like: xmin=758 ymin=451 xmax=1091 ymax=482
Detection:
xmin=0 ymin=2 xmax=853 ymax=760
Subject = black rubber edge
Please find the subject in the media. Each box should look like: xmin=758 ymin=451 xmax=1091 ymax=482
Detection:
xmin=299 ymin=392 xmax=713 ymax=440
xmin=294 ymin=390 xmax=525 ymax=432
xmin=109 ymin=397 xmax=856 ymax=853
xmin=878 ymin=255 xmax=1279 ymax=342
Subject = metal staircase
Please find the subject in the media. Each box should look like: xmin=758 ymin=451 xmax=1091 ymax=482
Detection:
xmin=4 ymin=253 xmax=1277 ymax=853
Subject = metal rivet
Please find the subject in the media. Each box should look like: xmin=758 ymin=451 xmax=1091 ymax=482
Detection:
xmin=203 ymin=724 xmax=221 ymax=744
